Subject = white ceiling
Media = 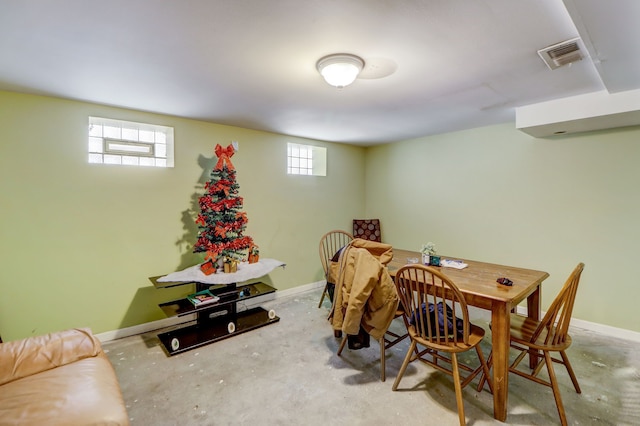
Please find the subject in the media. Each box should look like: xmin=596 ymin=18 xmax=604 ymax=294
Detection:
xmin=1 ymin=0 xmax=638 ymax=146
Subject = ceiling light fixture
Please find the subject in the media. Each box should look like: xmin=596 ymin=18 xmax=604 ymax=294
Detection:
xmin=316 ymin=53 xmax=364 ymax=88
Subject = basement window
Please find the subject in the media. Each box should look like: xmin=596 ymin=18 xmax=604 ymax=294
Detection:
xmin=287 ymin=143 xmax=326 ymax=176
xmin=88 ymin=117 xmax=174 ymax=167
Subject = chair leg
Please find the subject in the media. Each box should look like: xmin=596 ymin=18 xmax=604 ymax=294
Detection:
xmin=545 ymin=351 xmax=568 ymax=426
xmin=451 ymin=353 xmax=466 ymax=426
xmin=392 ymin=340 xmax=416 ymax=391
xmin=338 ymin=335 xmax=389 ymax=382
xmin=477 ymin=350 xmax=492 ymax=392
xmin=337 ymin=335 xmax=347 ymax=356
xmin=475 ymin=345 xmax=493 ymax=394
xmin=560 ymin=350 xmax=582 ymax=394
xmin=379 ymin=337 xmax=386 ymax=382
xmin=318 ymin=283 xmax=328 ymax=308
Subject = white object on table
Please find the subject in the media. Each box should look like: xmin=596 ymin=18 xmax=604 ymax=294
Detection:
xmin=441 ymin=259 xmax=469 ymax=270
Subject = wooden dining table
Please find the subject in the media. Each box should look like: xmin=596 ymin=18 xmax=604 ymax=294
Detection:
xmin=388 ymin=249 xmax=549 ymax=422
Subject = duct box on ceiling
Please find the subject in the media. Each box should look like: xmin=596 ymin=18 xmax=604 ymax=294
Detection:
xmin=516 ymin=89 xmax=640 ymax=137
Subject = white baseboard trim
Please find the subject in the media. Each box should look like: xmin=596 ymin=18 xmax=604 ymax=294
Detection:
xmin=96 ymin=315 xmax=195 ymax=343
xmin=570 ymin=317 xmax=640 ymax=343
xmin=98 ymin=281 xmax=640 ymax=345
xmin=515 ymin=306 xmax=640 ymax=343
xmin=96 ymin=280 xmax=326 ymax=343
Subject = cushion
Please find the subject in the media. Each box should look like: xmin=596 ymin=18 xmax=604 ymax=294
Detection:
xmin=0 ymin=354 xmax=129 ymax=426
xmin=0 ymin=328 xmax=101 ymax=386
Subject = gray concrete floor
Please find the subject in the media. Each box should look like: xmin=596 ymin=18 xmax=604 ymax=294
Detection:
xmin=104 ymin=289 xmax=640 ymax=425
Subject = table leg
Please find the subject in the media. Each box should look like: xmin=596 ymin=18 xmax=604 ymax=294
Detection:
xmin=491 ymin=301 xmax=510 ymax=422
xmin=527 ymin=286 xmax=541 ymax=369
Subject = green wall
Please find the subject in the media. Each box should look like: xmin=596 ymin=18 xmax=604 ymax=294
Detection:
xmin=0 ymin=91 xmax=366 ymax=341
xmin=2 ymin=90 xmax=637 ymax=341
xmin=365 ymin=123 xmax=640 ymax=332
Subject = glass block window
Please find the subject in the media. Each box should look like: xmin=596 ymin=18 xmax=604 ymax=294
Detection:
xmin=287 ymin=143 xmax=326 ymax=176
xmin=88 ymin=117 xmax=174 ymax=167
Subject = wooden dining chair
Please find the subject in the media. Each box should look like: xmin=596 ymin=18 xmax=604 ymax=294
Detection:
xmin=392 ymin=264 xmax=493 ymax=426
xmin=318 ymin=230 xmax=353 ymax=308
xmin=478 ymin=262 xmax=584 ymax=426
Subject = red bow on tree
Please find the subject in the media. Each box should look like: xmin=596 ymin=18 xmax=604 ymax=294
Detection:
xmin=214 ymin=225 xmax=228 ymax=238
xmin=205 ymin=249 xmax=220 ymax=261
xmin=214 ymin=144 xmax=235 ymax=171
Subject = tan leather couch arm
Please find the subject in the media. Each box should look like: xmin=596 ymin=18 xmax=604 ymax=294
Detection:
xmin=0 ymin=327 xmax=102 ymax=386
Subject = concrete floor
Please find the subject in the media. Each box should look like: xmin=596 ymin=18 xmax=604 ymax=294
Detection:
xmin=104 ymin=289 xmax=640 ymax=425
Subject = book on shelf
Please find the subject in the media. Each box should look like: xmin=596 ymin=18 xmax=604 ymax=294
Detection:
xmin=186 ymin=289 xmax=220 ymax=307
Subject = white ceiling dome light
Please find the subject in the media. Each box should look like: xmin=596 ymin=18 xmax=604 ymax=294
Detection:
xmin=316 ymin=53 xmax=365 ymax=88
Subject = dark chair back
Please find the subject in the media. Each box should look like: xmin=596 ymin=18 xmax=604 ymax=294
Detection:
xmin=353 ymin=219 xmax=381 ymax=242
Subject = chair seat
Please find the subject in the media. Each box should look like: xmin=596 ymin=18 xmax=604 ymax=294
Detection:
xmin=410 ymin=322 xmax=486 ymax=353
xmin=508 ymin=313 xmax=573 ymax=352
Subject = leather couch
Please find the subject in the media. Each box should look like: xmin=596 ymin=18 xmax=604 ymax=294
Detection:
xmin=0 ymin=327 xmax=129 ymax=425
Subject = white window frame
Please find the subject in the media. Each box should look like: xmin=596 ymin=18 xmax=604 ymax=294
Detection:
xmin=88 ymin=117 xmax=174 ymax=167
xmin=287 ymin=143 xmax=326 ymax=176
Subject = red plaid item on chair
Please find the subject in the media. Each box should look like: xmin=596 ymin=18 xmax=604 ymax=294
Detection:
xmin=353 ymin=219 xmax=381 ymax=242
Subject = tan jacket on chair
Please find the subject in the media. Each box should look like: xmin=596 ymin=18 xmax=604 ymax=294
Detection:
xmin=330 ymin=239 xmax=399 ymax=340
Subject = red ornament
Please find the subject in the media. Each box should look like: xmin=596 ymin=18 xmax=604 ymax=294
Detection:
xmin=200 ymin=258 xmax=217 ymax=275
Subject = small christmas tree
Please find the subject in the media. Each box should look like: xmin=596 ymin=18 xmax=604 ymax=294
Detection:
xmin=193 ymin=144 xmax=253 ymax=269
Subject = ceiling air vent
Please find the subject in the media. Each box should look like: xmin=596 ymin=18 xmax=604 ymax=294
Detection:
xmin=537 ymin=37 xmax=584 ymax=70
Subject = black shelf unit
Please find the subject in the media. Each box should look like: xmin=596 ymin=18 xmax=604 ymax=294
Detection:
xmin=150 ymin=277 xmax=279 ymax=355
